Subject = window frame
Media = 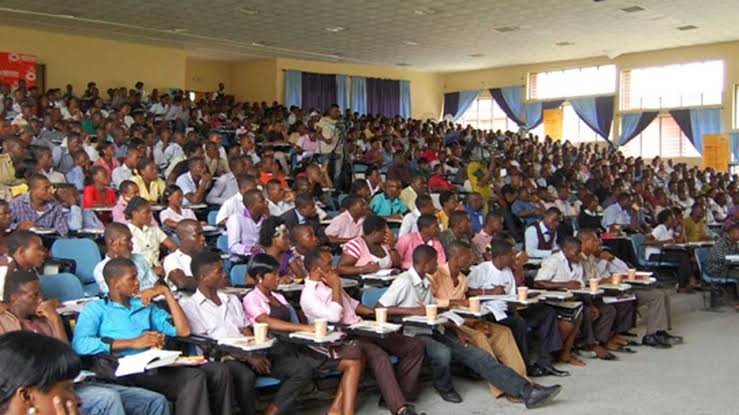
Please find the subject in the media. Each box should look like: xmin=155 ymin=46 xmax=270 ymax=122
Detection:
xmin=527 ymin=64 xmax=617 ymax=101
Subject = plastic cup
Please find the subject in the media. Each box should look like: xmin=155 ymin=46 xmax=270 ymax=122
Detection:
xmin=517 ymin=287 xmax=528 ymax=302
xmin=375 ymin=308 xmax=387 ymax=325
xmin=425 ymin=304 xmax=438 ymax=322
xmin=468 ymin=297 xmax=481 ymax=312
xmin=627 ymin=269 xmax=637 ymax=280
xmin=253 ymin=323 xmax=268 ymax=344
xmin=612 ymin=274 xmax=622 ymax=285
xmin=589 ymin=278 xmax=599 ymax=293
xmin=314 ymin=319 xmax=328 ymax=339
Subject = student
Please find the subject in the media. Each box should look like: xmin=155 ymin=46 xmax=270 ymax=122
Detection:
xmin=111 ymin=180 xmax=140 ymax=224
xmin=287 ymin=224 xmax=320 ymax=281
xmin=472 ymin=211 xmax=504 ymax=259
xmin=55 ymin=184 xmax=104 ymax=232
xmin=524 ymin=207 xmax=562 ymax=259
xmin=216 ymin=174 xmax=258 ymax=226
xmin=265 ymin=179 xmax=295 ymax=217
xmin=377 ymin=245 xmax=561 ymax=408
xmin=93 ymin=223 xmax=159 ymax=294
xmin=112 ymin=148 xmax=140 ymax=189
xmin=464 ymin=192 xmax=486 ymax=234
xmin=175 ymin=157 xmax=211 ymax=206
xmin=435 ymin=191 xmax=460 ymax=231
xmin=180 ymin=251 xmax=315 ymax=415
xmin=398 ymin=194 xmax=436 ymax=237
xmin=160 ymin=185 xmax=197 ymax=229
xmin=64 ymin=150 xmax=89 ymax=192
xmin=132 ymin=158 xmax=166 ymax=204
xmin=337 ymin=215 xmax=400 ymax=276
xmin=683 ymin=204 xmax=711 ymax=242
xmin=645 ymin=210 xmax=696 ymax=292
xmin=325 ymin=196 xmax=368 ymax=244
xmin=83 ymin=165 xmax=116 ymax=211
xmin=301 ymin=248 xmax=424 ymax=415
xmin=279 ymin=193 xmax=328 ymax=245
xmin=242 ymin=254 xmax=364 ymax=415
xmin=227 ymin=188 xmax=268 ymax=256
xmin=73 ymin=258 xmax=233 ymax=415
xmin=438 ymin=211 xmax=476 ymax=259
xmin=370 ymin=178 xmax=409 ymax=220
xmin=206 ymin=156 xmax=244 ymax=205
xmin=396 ymin=214 xmax=446 ymax=270
xmin=0 ymin=200 xmax=11 ymax=256
xmin=399 ymin=175 xmax=428 ymax=212
xmin=0 ymin=271 xmax=170 ymax=415
xmin=9 ymin=174 xmax=69 ymax=236
xmin=251 ymin=217 xmax=293 ymax=282
xmin=162 ymin=219 xmax=207 ymax=291
xmin=124 ymin=197 xmax=177 ymax=271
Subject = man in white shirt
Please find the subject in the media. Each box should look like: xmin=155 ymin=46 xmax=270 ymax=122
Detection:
xmin=265 ymin=180 xmax=294 ymax=217
xmin=216 ymin=175 xmax=258 ymax=226
xmin=601 ymin=193 xmax=635 ymax=232
xmin=534 ymin=237 xmax=618 ymax=361
xmin=206 ymin=157 xmax=243 ymax=205
xmin=398 ymin=194 xmax=436 ymax=237
xmin=111 ymin=148 xmax=140 ymax=189
xmin=163 ymin=220 xmax=206 ymax=292
xmin=524 ymin=208 xmax=561 ymax=259
xmin=175 ymin=157 xmax=211 ymax=206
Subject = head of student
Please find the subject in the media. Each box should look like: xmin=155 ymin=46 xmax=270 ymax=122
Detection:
xmin=448 ymin=210 xmax=472 ymax=237
xmin=103 ymin=257 xmax=140 ymax=297
xmin=490 ymin=237 xmax=516 ymax=269
xmin=577 ymin=228 xmax=602 ymax=256
xmin=689 ymin=203 xmax=704 ymax=222
xmin=466 ymin=192 xmax=484 ymax=212
xmin=8 ymin=231 xmax=46 ymax=271
xmin=446 ymin=241 xmax=474 ymax=274
xmin=242 ymin=188 xmax=268 ymax=218
xmin=294 ymin=192 xmax=317 ymax=219
xmin=248 ymin=253 xmax=281 ymax=291
xmin=103 ymin=223 xmax=134 ymax=258
xmin=415 ymin=194 xmax=436 ymax=216
xmin=0 ymin=199 xmax=12 ymax=231
xmin=124 ymin=196 xmax=152 ymax=227
xmin=617 ymin=192 xmax=632 ymax=209
xmin=417 ymin=213 xmax=440 ymax=241
xmin=361 ymin=215 xmax=388 ymax=246
xmin=560 ymin=236 xmax=582 ymax=263
xmin=484 ymin=211 xmax=504 ymax=235
xmin=384 ymin=179 xmax=402 ymax=200
xmin=411 ymin=244 xmax=439 ymax=276
xmin=176 ymin=219 xmax=206 ymax=254
xmin=191 ymin=250 xmax=226 ymax=290
xmin=346 ymin=196 xmax=369 ymax=221
xmin=439 ymin=191 xmax=459 ymax=213
xmin=303 ymin=247 xmax=334 ymax=277
xmin=291 ymin=224 xmax=318 ymax=252
xmin=3 ymin=270 xmax=43 ymax=318
xmin=410 ymin=175 xmax=427 ymax=194
xmin=119 ymin=180 xmax=139 ymax=202
xmin=0 ymin=331 xmax=81 ymax=415
xmin=542 ymin=207 xmax=562 ymax=232
xmin=28 ymin=174 xmax=54 ymax=204
xmin=258 ymin=217 xmax=290 ymax=252
xmin=657 ymin=209 xmax=675 ymax=228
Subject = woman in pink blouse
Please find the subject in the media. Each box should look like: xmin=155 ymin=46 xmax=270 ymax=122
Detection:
xmin=94 ymin=142 xmax=120 ymax=175
xmin=242 ymin=254 xmax=363 ymax=415
xmin=337 ymin=215 xmax=400 ymax=276
xmin=159 ymin=185 xmax=197 ymax=229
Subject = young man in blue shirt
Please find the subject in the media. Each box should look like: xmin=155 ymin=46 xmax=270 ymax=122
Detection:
xmin=73 ymin=258 xmax=235 ymax=415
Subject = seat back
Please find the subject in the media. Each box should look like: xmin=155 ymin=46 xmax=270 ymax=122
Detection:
xmin=694 ymin=247 xmax=713 ymax=282
xmin=50 ymin=239 xmax=102 ymax=284
xmin=229 ymin=264 xmax=248 ymax=287
xmin=207 ymin=210 xmax=219 ymax=226
xmin=40 ymin=273 xmax=85 ymax=302
xmin=361 ymin=287 xmax=388 ymax=308
xmin=216 ymin=234 xmax=229 ymax=254
xmin=630 ymin=234 xmax=647 ymax=266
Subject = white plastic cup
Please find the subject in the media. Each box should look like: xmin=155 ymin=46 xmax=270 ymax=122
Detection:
xmin=253 ymin=323 xmax=268 ymax=344
xmin=314 ymin=318 xmax=328 ymax=339
xmin=375 ymin=308 xmax=387 ymax=325
xmin=425 ymin=304 xmax=438 ymax=322
xmin=468 ymin=297 xmax=481 ymax=312
xmin=517 ymin=287 xmax=528 ymax=302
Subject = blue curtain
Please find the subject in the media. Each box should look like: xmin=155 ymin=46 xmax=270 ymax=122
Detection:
xmin=335 ymin=75 xmax=349 ymax=112
xmin=490 ymin=86 xmax=559 ymax=130
xmin=350 ymin=76 xmax=367 ymax=115
xmin=454 ymin=90 xmax=480 ymax=122
xmin=619 ymin=111 xmax=659 ymax=146
xmin=669 ymin=109 xmax=693 ymax=141
xmin=730 ymin=132 xmax=739 ymax=162
xmin=284 ymin=70 xmax=302 ymax=108
xmin=367 ymin=78 xmax=401 ymax=117
xmin=443 ymin=92 xmax=460 ymax=119
xmin=689 ymin=108 xmax=721 ymax=154
xmin=570 ymin=95 xmax=615 ymax=145
xmin=399 ymin=80 xmax=411 ymax=118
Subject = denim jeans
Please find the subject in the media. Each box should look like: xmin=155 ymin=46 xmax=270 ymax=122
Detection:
xmin=418 ymin=330 xmax=531 ymax=398
xmin=77 ymin=383 xmax=170 ymax=415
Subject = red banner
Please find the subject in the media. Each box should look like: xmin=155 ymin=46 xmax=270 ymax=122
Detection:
xmin=0 ymin=52 xmax=38 ymax=87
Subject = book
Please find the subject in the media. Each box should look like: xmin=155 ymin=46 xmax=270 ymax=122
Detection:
xmin=289 ymin=331 xmax=345 ymax=343
xmin=115 ymin=349 xmax=182 ymax=377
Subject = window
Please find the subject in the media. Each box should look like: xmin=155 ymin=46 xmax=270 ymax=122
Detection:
xmin=528 ymin=65 xmax=617 ymax=100
xmin=620 ymin=115 xmax=700 ymax=158
xmin=458 ymin=91 xmax=518 ymax=133
xmin=562 ymin=104 xmax=601 ymax=143
xmin=622 ymin=60 xmax=723 ymax=111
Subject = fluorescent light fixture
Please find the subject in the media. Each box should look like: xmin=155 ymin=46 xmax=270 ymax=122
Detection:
xmin=325 ymin=26 xmax=345 ymax=32
xmin=555 ymin=41 xmax=574 ymax=46
xmin=413 ymin=8 xmax=437 ymax=16
xmin=403 ymin=41 xmax=419 ymax=46
xmin=493 ymin=26 xmax=519 ymax=33
xmin=396 ymin=62 xmax=410 ymax=66
xmin=468 ymin=53 xmax=485 ymax=57
xmin=621 ymin=6 xmax=646 ymax=13
xmin=238 ymin=8 xmax=259 ymax=15
xmin=677 ymin=25 xmax=698 ymax=31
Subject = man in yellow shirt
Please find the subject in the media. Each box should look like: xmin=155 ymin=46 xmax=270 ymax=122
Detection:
xmin=683 ymin=205 xmax=710 ymax=242
xmin=399 ymin=175 xmax=427 ymax=212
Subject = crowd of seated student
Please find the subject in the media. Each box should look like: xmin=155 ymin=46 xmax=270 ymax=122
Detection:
xmin=0 ymin=79 xmax=737 ymax=414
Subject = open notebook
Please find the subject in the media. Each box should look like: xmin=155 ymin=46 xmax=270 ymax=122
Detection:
xmin=115 ymin=349 xmax=182 ymax=377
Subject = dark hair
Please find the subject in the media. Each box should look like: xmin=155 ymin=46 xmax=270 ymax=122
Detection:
xmin=439 ymin=190 xmax=457 ymax=206
xmin=119 ymin=180 xmax=137 ymax=195
xmin=103 ymin=257 xmax=137 ymax=286
xmin=303 ymin=247 xmax=330 ymax=273
xmin=243 ymin=188 xmax=264 ymax=208
xmin=544 ymin=207 xmax=562 ymax=218
xmin=362 ymin=215 xmax=387 ymax=235
xmin=3 ymin=270 xmax=38 ymax=303
xmin=345 ymin=196 xmax=365 ymax=211
xmin=123 ymin=196 xmax=149 ymax=219
xmin=412 ymin=244 xmax=437 ymax=264
xmin=97 ymin=141 xmax=114 ymax=157
xmin=163 ymin=184 xmax=182 ymax=205
xmin=27 ymin=173 xmax=49 ymax=190
xmin=247 ymin=253 xmax=279 ymax=279
xmin=417 ymin=214 xmax=438 ymax=231
xmin=294 ymin=192 xmax=314 ymax=209
xmin=258 ymin=216 xmax=286 ymax=247
xmin=657 ymin=209 xmax=673 ymax=225
xmin=137 ymin=158 xmax=155 ymax=172
xmin=350 ymin=179 xmax=369 ymax=195
xmin=415 ymin=194 xmax=433 ymax=209
xmin=0 ymin=331 xmax=81 ymax=408
xmin=104 ymin=222 xmax=129 ymax=246
xmin=190 ymin=250 xmax=222 ymax=280
xmin=490 ymin=238 xmax=513 ymax=258
xmin=560 ymin=236 xmax=581 ymax=250
xmin=448 ymin=210 xmax=470 ymax=229
xmin=7 ymin=230 xmax=39 ymax=256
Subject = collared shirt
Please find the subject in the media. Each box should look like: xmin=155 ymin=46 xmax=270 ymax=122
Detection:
xmin=111 ymin=164 xmax=134 ymax=188
xmin=707 ymin=234 xmax=738 ymax=276
xmin=72 ymin=297 xmax=176 ymax=356
xmin=535 ymin=252 xmax=584 ymax=285
xmin=226 ymin=208 xmax=264 ymax=255
xmin=180 ymin=290 xmax=249 ymax=338
xmin=206 ymin=172 xmax=238 ymax=205
xmin=399 ymin=210 xmax=422 ymax=237
xmin=0 ymin=154 xmax=18 ymax=186
xmin=300 ymin=279 xmax=361 ymax=324
xmin=63 ymin=206 xmax=103 ymax=232
xmin=159 ymin=207 xmax=196 ymax=226
xmin=267 ymin=199 xmax=294 ymax=217
xmin=65 ymin=166 xmax=85 ymax=192
xmin=467 ymin=261 xmax=516 ymax=296
xmin=580 ymin=253 xmax=611 ymax=281
xmin=217 ymin=193 xmax=243 ymax=225
xmin=378 ymin=267 xmax=434 ymax=308
xmin=428 ymin=263 xmax=468 ymax=302
xmin=163 ymin=249 xmax=194 ymax=291
xmin=342 ymin=237 xmax=393 ymax=269
xmin=524 ymin=222 xmax=559 ymax=259
xmin=204 ymin=155 xmax=229 ymax=177
xmin=175 ymin=172 xmax=200 ymax=206
xmin=128 ymin=223 xmax=168 ymax=267
xmin=316 ymin=116 xmax=338 ymax=154
xmin=683 ymin=217 xmax=708 ymax=242
xmin=93 ymin=254 xmax=158 ymax=294
xmin=399 ymin=186 xmax=418 ymax=212
xmin=369 ymin=193 xmax=408 ymax=217
xmin=325 ymin=210 xmax=364 ymax=240
xmin=9 ymin=194 xmax=69 ymax=236
xmin=395 ymin=231 xmax=447 ymax=270
xmin=131 ymin=175 xmax=165 ymax=203
xmin=242 ymin=287 xmax=289 ymax=325
xmin=646 ymin=224 xmax=674 ymax=257
xmin=112 ymin=199 xmax=129 ymax=224
xmin=465 ymin=205 xmax=485 ymax=234
xmin=601 ymin=203 xmax=631 ymax=229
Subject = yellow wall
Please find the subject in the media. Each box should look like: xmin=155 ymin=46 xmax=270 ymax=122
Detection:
xmin=0 ymin=25 xmax=186 ymax=93
xmin=185 ymin=58 xmax=233 ymax=93
xmin=230 ymin=58 xmax=278 ymax=104
xmin=442 ymin=40 xmax=739 ymax=135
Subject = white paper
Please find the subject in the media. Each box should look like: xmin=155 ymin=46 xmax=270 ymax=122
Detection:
xmin=349 ymin=321 xmax=402 ymax=333
xmin=481 ymin=300 xmax=508 ymax=321
xmin=217 ymin=337 xmax=275 ymax=351
xmin=115 ymin=349 xmax=182 ymax=377
xmin=439 ymin=311 xmax=465 ymax=327
xmin=602 ymin=294 xmax=637 ymax=304
xmin=289 ymin=331 xmax=345 ymax=343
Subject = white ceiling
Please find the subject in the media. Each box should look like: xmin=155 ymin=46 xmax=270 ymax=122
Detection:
xmin=1 ymin=0 xmax=739 ymax=72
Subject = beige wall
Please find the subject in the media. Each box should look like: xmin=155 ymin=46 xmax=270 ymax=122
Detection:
xmin=442 ymin=40 xmax=739 ymax=135
xmin=185 ymin=58 xmax=233 ymax=93
xmin=0 ymin=25 xmax=186 ymax=94
xmin=230 ymin=58 xmax=278 ymax=103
